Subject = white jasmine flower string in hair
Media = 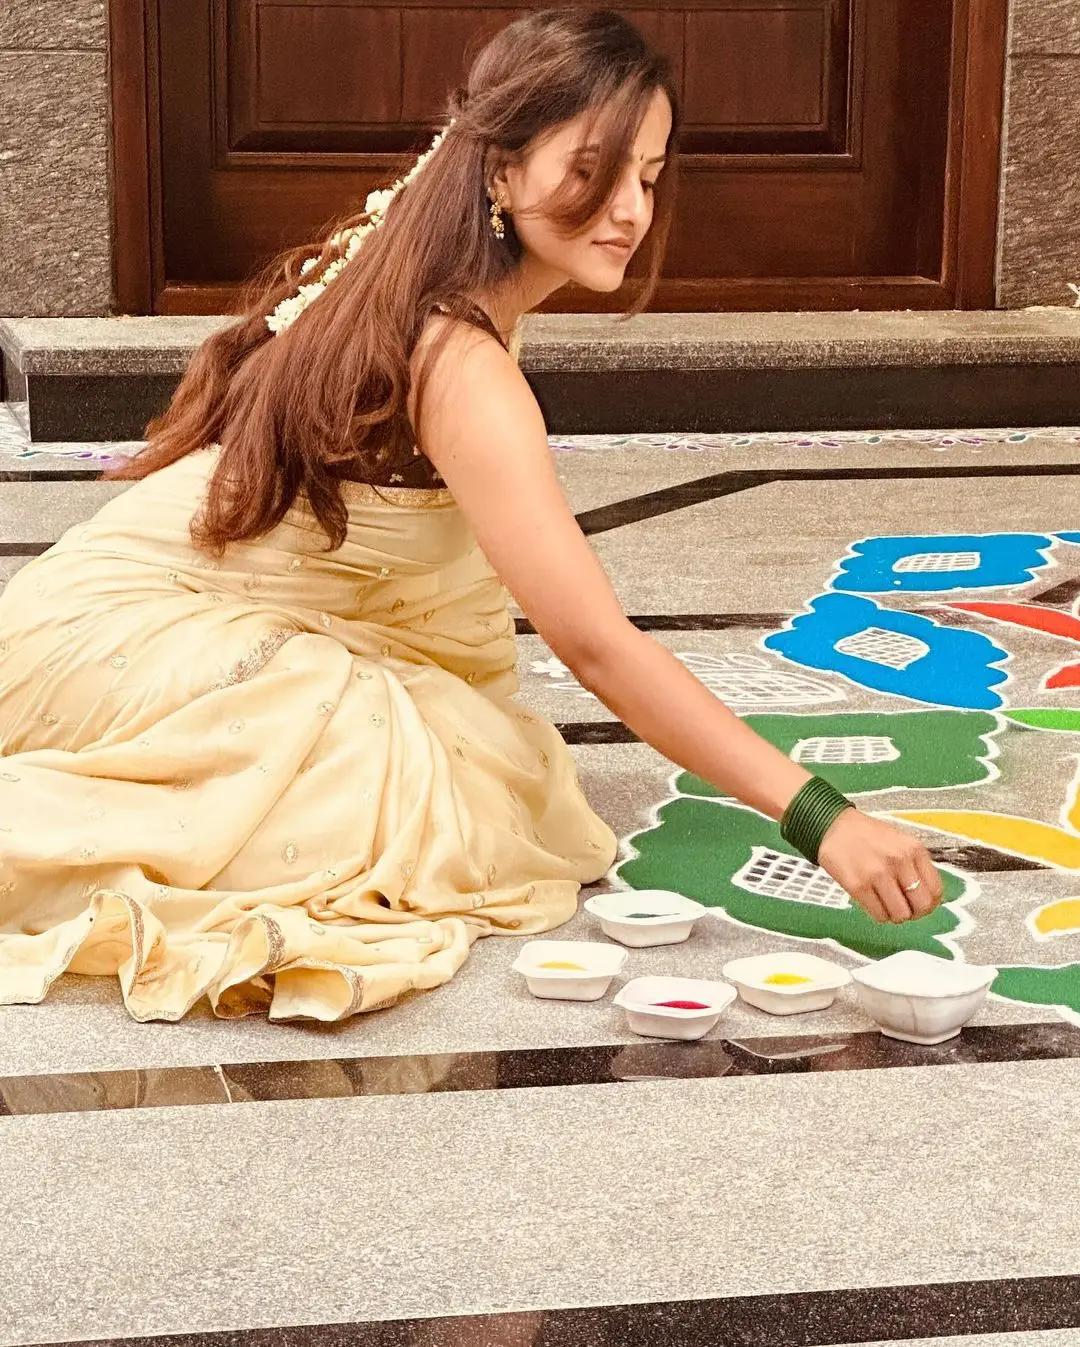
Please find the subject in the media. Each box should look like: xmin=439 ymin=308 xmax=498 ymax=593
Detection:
xmin=266 ymin=121 xmax=455 ymax=334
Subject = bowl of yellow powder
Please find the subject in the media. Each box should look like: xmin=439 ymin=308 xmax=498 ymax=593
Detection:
xmin=512 ymin=939 xmax=628 ymax=1001
xmin=721 ymin=952 xmax=852 ymax=1015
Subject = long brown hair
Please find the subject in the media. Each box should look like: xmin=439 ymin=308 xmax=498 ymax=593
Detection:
xmin=112 ymin=9 xmax=681 ymax=551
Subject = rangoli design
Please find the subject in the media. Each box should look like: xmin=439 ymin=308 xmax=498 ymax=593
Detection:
xmin=832 ymin=533 xmax=1054 ymax=594
xmin=532 ymin=651 xmax=846 ymax=709
xmin=619 ymin=528 xmax=1080 ymax=1025
xmin=676 ymin=710 xmax=1000 ymax=799
xmin=764 ymin=593 xmax=1010 ymax=709
xmin=948 ymin=601 xmax=1080 ymax=691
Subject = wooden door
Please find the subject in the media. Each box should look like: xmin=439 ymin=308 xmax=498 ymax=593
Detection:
xmin=110 ymin=0 xmax=1007 ymax=314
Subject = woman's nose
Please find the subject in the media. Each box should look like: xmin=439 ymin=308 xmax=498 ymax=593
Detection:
xmin=610 ymin=176 xmax=649 ymax=229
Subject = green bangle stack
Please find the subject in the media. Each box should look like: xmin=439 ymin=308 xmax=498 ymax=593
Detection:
xmin=780 ymin=776 xmax=855 ymax=865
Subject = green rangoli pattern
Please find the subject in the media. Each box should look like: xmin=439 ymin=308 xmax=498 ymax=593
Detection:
xmin=619 ymin=798 xmax=969 ymax=963
xmin=677 ymin=710 xmax=1000 ymax=799
xmin=619 ymin=713 xmax=1080 ymax=1020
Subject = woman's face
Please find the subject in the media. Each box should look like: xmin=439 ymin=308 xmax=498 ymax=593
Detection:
xmin=497 ymin=87 xmax=673 ymax=293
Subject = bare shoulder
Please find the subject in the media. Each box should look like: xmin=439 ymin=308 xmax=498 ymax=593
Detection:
xmin=413 ymin=309 xmax=501 ymax=361
xmin=404 ymin=313 xmax=627 ymax=675
xmin=408 ymin=312 xmax=541 ymax=469
xmin=411 ymin=312 xmax=518 ymax=397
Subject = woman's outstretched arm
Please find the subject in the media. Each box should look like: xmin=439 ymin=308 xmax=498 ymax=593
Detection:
xmin=411 ymin=320 xmax=943 ymax=923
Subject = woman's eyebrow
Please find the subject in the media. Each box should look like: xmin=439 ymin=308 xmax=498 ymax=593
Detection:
xmin=573 ymin=144 xmax=667 ymax=165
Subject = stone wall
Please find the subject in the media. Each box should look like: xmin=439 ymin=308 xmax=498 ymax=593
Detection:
xmin=0 ymin=1 xmax=111 ymax=317
xmin=0 ymin=0 xmax=1076 ymax=317
xmin=997 ymin=0 xmax=1080 ymax=308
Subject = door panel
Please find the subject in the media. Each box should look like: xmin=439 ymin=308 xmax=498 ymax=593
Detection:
xmin=113 ymin=0 xmax=1007 ymax=312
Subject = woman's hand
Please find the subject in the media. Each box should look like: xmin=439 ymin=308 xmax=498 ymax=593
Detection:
xmin=816 ymin=810 xmax=944 ymax=924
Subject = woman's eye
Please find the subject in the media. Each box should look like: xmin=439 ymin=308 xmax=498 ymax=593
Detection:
xmin=642 ymin=181 xmax=657 ymax=193
xmin=574 ymin=168 xmax=593 ymax=182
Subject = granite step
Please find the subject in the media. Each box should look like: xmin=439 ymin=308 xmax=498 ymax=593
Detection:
xmin=4 ymin=310 xmax=1080 ymax=442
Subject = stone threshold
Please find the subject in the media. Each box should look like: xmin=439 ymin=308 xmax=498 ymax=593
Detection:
xmin=5 ymin=310 xmax=1080 ymax=441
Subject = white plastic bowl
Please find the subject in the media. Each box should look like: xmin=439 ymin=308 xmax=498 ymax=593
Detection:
xmin=584 ymin=890 xmax=707 ymax=947
xmin=512 ymin=940 xmax=628 ymax=1001
xmin=613 ymin=975 xmax=737 ymax=1040
xmin=850 ymin=950 xmax=998 ymax=1044
xmin=722 ymin=951 xmax=852 ymax=1016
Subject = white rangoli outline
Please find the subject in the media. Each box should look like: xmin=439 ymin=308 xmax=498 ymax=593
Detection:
xmin=833 ymin=627 xmax=931 ymax=671
xmin=530 ymin=651 xmax=847 ymax=708
xmin=791 ymin=734 xmax=901 ymax=766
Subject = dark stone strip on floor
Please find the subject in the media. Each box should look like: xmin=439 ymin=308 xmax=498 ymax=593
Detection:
xmin=44 ymin=1271 xmax=1080 ymax=1346
xmin=3 ymin=1022 xmax=1075 ymax=1119
xmin=0 ymin=467 xmax=104 ymax=482
xmin=557 ymin=721 xmax=641 ymax=744
xmin=516 ymin=613 xmax=786 ymax=635
xmin=577 ymin=468 xmax=767 ymax=533
xmin=10 ymin=462 xmax=1080 ymax=544
xmin=0 ymin=542 xmax=51 ymax=556
xmin=1031 ymin=574 xmax=1080 ymax=608
xmin=932 ymin=843 xmax=1048 ymax=872
xmin=575 ymin=462 xmax=1080 ymax=536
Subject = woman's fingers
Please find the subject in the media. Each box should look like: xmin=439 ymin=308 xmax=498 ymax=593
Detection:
xmin=817 ymin=815 xmax=945 ymax=925
xmin=872 ymin=874 xmax=915 ymax=924
xmin=915 ymin=848 xmax=945 ymax=905
xmin=895 ymin=848 xmax=945 ymax=918
xmin=894 ymin=868 xmax=933 ymax=918
xmin=850 ymin=883 xmax=890 ymax=924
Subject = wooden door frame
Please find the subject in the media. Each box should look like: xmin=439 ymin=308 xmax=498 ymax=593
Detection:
xmin=109 ymin=0 xmax=1009 ymax=315
xmin=109 ymin=0 xmax=156 ymax=314
xmin=944 ymin=0 xmax=1010 ymax=308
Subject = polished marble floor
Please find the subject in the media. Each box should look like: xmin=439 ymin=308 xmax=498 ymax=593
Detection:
xmin=2 ymin=411 xmax=1080 ymax=1346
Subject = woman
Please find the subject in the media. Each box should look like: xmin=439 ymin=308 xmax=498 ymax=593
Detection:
xmin=0 ymin=10 xmax=942 ymax=1023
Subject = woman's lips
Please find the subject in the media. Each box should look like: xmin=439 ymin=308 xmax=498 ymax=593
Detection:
xmin=594 ymin=239 xmax=633 ymax=258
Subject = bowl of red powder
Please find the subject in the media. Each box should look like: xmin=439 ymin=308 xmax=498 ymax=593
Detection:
xmin=613 ymin=976 xmax=737 ymax=1040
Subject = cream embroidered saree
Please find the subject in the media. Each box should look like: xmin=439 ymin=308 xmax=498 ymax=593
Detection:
xmin=0 ymin=450 xmax=615 ymax=1021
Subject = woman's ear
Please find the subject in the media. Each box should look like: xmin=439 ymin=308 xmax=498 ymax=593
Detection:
xmin=484 ymin=150 xmax=513 ymax=209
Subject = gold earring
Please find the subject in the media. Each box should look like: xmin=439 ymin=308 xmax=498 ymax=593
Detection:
xmin=489 ymin=197 xmax=506 ymax=240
